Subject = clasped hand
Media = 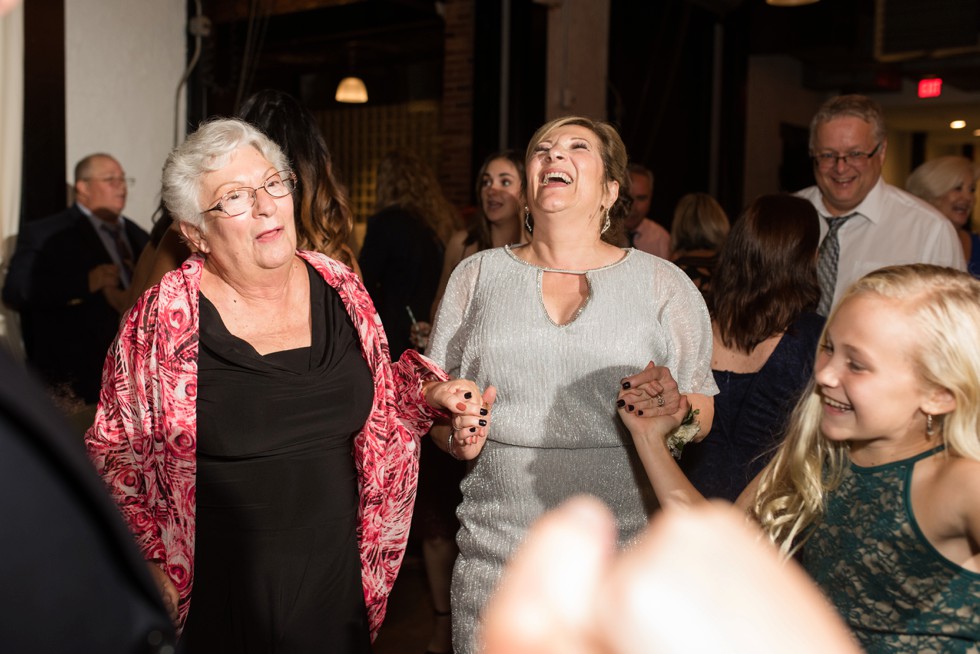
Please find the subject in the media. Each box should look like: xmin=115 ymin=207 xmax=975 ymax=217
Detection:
xmin=617 ymin=361 xmax=697 ymax=444
xmin=617 ymin=361 xmax=682 ymax=417
xmin=424 ymin=379 xmax=497 ymax=459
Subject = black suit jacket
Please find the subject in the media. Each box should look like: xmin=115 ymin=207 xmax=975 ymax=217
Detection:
xmin=12 ymin=205 xmax=150 ymax=404
xmin=0 ymin=348 xmax=175 ymax=652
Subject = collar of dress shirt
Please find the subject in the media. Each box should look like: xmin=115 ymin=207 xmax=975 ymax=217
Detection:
xmin=815 ymin=176 xmax=886 ymax=225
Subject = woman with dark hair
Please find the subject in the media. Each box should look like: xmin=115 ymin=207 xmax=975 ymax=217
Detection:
xmin=126 ymin=201 xmax=181 ymax=307
xmin=237 ymin=89 xmax=359 ymax=272
xmin=430 ymin=150 xmax=526 ymax=317
xmin=358 ymin=149 xmax=460 ymax=359
xmin=680 ymin=194 xmax=824 ymax=501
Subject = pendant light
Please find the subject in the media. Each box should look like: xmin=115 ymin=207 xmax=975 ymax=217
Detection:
xmin=336 ymin=43 xmax=368 ymax=104
xmin=335 ymin=76 xmax=368 ymax=103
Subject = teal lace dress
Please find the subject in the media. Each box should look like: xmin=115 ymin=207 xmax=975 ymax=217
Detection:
xmin=802 ymin=446 xmax=980 ymax=653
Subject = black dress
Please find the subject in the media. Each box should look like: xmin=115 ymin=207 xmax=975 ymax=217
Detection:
xmin=680 ymin=312 xmax=824 ymax=501
xmin=181 ymin=264 xmax=374 ymax=653
xmin=358 ymin=205 xmax=444 ymax=359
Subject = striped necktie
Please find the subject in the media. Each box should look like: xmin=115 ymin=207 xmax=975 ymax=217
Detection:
xmin=816 ymin=212 xmax=856 ymax=316
xmin=101 ymin=222 xmax=134 ymax=288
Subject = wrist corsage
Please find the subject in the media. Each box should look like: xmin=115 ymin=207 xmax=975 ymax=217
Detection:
xmin=665 ymin=408 xmax=700 ymax=460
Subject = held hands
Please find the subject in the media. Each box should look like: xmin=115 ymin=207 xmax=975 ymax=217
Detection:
xmin=147 ymin=562 xmax=179 ymax=625
xmin=619 ymin=393 xmax=691 ymax=449
xmin=618 ymin=362 xmax=695 ymax=455
xmin=424 ymin=380 xmax=497 ymax=460
xmin=617 ymin=361 xmax=681 ymax=418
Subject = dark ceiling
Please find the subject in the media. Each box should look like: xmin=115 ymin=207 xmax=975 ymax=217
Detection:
xmin=745 ymin=0 xmax=980 ymax=93
xmin=200 ymin=0 xmax=446 ymax=114
xmin=195 ymin=0 xmax=980 ymax=142
xmin=200 ymin=0 xmax=980 ymax=97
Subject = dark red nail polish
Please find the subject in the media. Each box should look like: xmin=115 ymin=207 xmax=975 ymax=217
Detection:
xmin=621 ymin=381 xmax=631 ymax=390
xmin=469 ymin=427 xmax=477 ymax=433
xmin=479 ymin=419 xmax=487 ymax=426
xmin=616 ymin=399 xmax=625 ymax=407
xmin=464 ymin=391 xmax=473 ymax=399
xmin=627 ymin=405 xmax=634 ymax=412
xmin=637 ymin=410 xmax=644 ymax=416
xmin=480 ymin=408 xmax=488 ymax=416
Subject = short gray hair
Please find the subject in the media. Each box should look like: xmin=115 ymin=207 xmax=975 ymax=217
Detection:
xmin=808 ymin=94 xmax=886 ymax=153
xmin=74 ymin=153 xmax=117 ymax=183
xmin=162 ymin=118 xmax=289 ymax=229
xmin=906 ymin=155 xmax=980 ymax=203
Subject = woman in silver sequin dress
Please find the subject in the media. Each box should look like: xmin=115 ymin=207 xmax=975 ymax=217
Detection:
xmin=426 ymin=116 xmax=718 ymax=653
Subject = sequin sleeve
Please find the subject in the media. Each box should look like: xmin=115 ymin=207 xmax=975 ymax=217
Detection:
xmin=425 ymin=252 xmax=482 ymax=375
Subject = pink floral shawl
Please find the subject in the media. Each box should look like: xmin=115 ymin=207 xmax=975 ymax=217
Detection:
xmin=85 ymin=251 xmax=448 ymax=638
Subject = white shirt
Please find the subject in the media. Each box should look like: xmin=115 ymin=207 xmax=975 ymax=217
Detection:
xmin=797 ymin=177 xmax=965 ymax=311
xmin=628 ymin=217 xmax=671 ymax=259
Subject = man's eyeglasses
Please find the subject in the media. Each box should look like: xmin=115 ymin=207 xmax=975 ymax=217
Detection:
xmin=202 ymin=170 xmax=297 ymax=218
xmin=811 ymin=143 xmax=882 ymax=170
xmin=86 ymin=176 xmax=135 ymax=188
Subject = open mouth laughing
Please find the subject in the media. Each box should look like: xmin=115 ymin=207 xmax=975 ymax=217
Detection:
xmin=822 ymin=395 xmax=853 ymax=412
xmin=541 ymin=170 xmax=572 ymax=185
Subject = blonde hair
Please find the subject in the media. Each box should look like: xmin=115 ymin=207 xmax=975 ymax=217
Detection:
xmin=750 ymin=264 xmax=980 ymax=556
xmin=670 ymin=192 xmax=730 ymax=253
xmin=906 ymin=155 xmax=980 ymax=205
xmin=375 ymin=149 xmax=460 ymax=245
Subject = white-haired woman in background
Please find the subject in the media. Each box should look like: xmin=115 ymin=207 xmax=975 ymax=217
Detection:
xmin=907 ymin=155 xmax=980 ymax=277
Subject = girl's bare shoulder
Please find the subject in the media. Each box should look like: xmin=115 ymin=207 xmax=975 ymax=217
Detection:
xmin=924 ymin=453 xmax=980 ymax=516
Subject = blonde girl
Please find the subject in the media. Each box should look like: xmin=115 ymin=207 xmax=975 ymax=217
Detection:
xmin=622 ymin=264 xmax=980 ymax=652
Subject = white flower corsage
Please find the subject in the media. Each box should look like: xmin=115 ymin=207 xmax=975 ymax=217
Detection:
xmin=665 ymin=408 xmax=700 ymax=460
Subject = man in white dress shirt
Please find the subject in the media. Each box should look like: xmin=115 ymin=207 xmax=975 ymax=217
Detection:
xmin=624 ymin=164 xmax=671 ymax=259
xmin=796 ymin=94 xmax=964 ymax=315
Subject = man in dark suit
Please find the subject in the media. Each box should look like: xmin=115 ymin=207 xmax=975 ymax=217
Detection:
xmin=0 ymin=346 xmax=176 ymax=652
xmin=3 ymin=153 xmax=150 ymax=405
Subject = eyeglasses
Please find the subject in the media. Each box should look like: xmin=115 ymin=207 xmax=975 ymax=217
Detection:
xmin=202 ymin=170 xmax=297 ymax=217
xmin=86 ymin=176 xmax=135 ymax=188
xmin=811 ymin=143 xmax=882 ymax=170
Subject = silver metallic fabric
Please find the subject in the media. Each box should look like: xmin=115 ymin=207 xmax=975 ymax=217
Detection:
xmin=427 ymin=245 xmax=717 ymax=653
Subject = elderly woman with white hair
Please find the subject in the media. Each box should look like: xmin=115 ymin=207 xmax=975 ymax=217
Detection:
xmin=907 ymin=155 xmax=980 ymax=277
xmin=85 ymin=118 xmax=493 ymax=653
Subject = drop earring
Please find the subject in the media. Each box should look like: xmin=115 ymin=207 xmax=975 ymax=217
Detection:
xmin=524 ymin=206 xmax=533 ymax=234
xmin=601 ymin=206 xmax=611 ymax=235
xmin=926 ymin=413 xmax=934 ymax=436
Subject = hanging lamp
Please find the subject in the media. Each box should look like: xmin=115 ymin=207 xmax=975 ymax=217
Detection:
xmin=335 ymin=76 xmax=368 ymax=103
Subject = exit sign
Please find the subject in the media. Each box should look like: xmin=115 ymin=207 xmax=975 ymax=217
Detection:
xmin=918 ymin=78 xmax=943 ymax=98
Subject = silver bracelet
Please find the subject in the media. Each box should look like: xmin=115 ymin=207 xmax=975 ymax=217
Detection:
xmin=448 ymin=430 xmax=462 ymax=461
